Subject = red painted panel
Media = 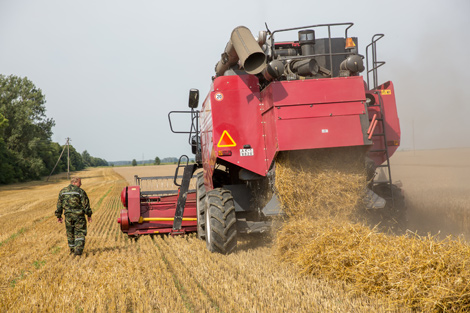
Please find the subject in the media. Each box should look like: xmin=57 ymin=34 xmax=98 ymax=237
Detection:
xmin=201 ymin=74 xmax=400 ymax=180
xmin=277 ymin=101 xmax=365 ymax=120
xmin=270 ymin=76 xmax=365 ymax=107
xmin=213 ymin=74 xmax=259 ymax=92
xmin=211 ymin=75 xmax=268 ymax=176
xmin=277 ymin=115 xmax=365 ymax=151
xmin=262 ymin=108 xmax=278 ymax=173
xmin=367 ymin=81 xmax=401 ymax=166
xmin=260 ymin=77 xmax=369 ymax=167
xmin=127 ymin=186 xmax=141 ymax=223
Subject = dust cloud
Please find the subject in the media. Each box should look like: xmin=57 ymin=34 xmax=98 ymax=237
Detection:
xmin=391 ymin=148 xmax=470 ymax=240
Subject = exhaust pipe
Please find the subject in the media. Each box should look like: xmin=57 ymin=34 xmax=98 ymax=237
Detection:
xmin=215 ymin=26 xmax=267 ymax=76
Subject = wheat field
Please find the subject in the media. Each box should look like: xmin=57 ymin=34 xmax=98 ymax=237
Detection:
xmin=1 ymin=167 xmax=403 ymax=312
xmin=1 ymin=149 xmax=469 ymax=312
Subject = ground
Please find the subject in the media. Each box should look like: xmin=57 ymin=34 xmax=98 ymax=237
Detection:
xmin=1 ymin=148 xmax=469 ymax=312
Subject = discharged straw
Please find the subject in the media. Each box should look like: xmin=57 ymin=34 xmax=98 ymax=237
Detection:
xmin=274 ymin=148 xmax=470 ymax=312
xmin=275 ymin=147 xmax=367 ymax=220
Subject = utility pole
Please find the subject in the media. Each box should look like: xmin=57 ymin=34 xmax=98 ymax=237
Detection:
xmin=67 ymin=137 xmax=70 ymax=179
xmin=47 ymin=137 xmax=70 ymax=182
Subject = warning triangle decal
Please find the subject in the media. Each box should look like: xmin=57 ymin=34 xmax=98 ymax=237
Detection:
xmin=217 ymin=130 xmax=236 ymax=147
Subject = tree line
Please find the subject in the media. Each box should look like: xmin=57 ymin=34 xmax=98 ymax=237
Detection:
xmin=0 ymin=74 xmax=108 ymax=184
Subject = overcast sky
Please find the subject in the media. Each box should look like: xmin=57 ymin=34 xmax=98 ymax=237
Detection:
xmin=1 ymin=0 xmax=469 ymax=162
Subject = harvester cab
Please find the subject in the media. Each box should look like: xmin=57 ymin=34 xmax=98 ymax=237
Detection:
xmin=118 ymin=22 xmax=404 ymax=253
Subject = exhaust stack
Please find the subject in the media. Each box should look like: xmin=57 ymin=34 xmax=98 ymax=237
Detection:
xmin=215 ymin=26 xmax=267 ymax=76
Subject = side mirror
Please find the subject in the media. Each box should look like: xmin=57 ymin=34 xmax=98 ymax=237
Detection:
xmin=188 ymin=89 xmax=199 ymax=109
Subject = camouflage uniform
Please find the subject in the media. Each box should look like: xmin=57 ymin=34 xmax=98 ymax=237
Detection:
xmin=55 ymin=184 xmax=92 ymax=255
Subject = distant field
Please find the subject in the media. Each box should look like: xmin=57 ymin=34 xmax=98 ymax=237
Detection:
xmin=391 ymin=148 xmax=470 ymax=239
xmin=1 ymin=148 xmax=469 ymax=312
xmin=113 ymin=164 xmax=179 ymax=183
xmin=113 ymin=164 xmax=199 ymax=192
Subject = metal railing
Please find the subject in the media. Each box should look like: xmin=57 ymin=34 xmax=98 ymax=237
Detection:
xmin=269 ymin=22 xmax=356 ymax=77
xmin=365 ymin=34 xmax=385 ymax=90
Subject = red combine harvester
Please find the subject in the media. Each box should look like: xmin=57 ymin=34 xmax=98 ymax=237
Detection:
xmin=118 ymin=23 xmax=403 ymax=252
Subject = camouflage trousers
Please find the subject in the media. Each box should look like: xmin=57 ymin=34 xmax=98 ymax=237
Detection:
xmin=65 ymin=214 xmax=87 ymax=254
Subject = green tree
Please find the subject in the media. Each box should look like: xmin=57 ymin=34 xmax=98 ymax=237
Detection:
xmin=82 ymin=150 xmax=93 ymax=167
xmin=154 ymin=156 xmax=161 ymax=165
xmin=0 ymin=112 xmax=7 ymax=129
xmin=91 ymin=157 xmax=108 ymax=167
xmin=0 ymin=113 xmax=16 ymax=183
xmin=131 ymin=159 xmax=137 ymax=166
xmin=68 ymin=145 xmax=85 ymax=171
xmin=0 ymin=75 xmax=55 ymax=181
xmin=81 ymin=150 xmax=108 ymax=168
xmin=0 ymin=74 xmax=108 ymax=184
xmin=40 ymin=141 xmax=66 ymax=175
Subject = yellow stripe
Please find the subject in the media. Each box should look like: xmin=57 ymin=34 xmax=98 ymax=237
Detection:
xmin=138 ymin=217 xmax=197 ymax=223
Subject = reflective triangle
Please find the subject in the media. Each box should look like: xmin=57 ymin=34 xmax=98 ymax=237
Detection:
xmin=217 ymin=130 xmax=236 ymax=147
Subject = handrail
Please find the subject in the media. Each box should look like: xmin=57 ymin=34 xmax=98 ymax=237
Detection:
xmin=365 ymin=34 xmax=385 ymax=89
xmin=269 ymin=22 xmax=355 ymax=77
xmin=168 ymin=108 xmax=201 ymax=164
xmin=270 ymin=22 xmax=354 ymax=38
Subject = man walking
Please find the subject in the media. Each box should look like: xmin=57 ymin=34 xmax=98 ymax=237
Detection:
xmin=56 ymin=177 xmax=92 ymax=256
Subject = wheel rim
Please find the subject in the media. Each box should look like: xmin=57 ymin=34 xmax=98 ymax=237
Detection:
xmin=196 ymin=189 xmax=201 ymax=232
xmin=205 ymin=204 xmax=211 ymax=245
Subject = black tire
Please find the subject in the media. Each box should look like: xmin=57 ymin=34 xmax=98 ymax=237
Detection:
xmin=196 ymin=172 xmax=206 ymax=240
xmin=205 ymin=188 xmax=237 ymax=254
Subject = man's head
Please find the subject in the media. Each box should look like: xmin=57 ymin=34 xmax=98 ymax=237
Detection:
xmin=71 ymin=177 xmax=82 ymax=187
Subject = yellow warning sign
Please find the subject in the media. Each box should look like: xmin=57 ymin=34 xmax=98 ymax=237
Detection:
xmin=381 ymin=89 xmax=392 ymax=95
xmin=345 ymin=37 xmax=356 ymax=48
xmin=217 ymin=130 xmax=236 ymax=147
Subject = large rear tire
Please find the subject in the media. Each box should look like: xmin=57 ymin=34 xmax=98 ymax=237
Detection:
xmin=205 ymin=188 xmax=237 ymax=254
xmin=196 ymin=172 xmax=206 ymax=240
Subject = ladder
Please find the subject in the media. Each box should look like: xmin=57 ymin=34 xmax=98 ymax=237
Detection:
xmin=367 ymin=95 xmax=395 ymax=206
xmin=365 ymin=33 xmax=396 ymax=206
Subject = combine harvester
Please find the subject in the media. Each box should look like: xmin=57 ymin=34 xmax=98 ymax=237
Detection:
xmin=118 ymin=22 xmax=403 ymax=253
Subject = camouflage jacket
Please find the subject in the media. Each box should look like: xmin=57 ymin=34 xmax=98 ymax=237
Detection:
xmin=55 ymin=184 xmax=92 ymax=218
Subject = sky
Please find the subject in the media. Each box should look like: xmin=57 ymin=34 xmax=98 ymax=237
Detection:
xmin=1 ymin=0 xmax=469 ymax=162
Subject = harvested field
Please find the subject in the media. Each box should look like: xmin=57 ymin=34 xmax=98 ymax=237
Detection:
xmin=0 ymin=167 xmax=401 ymax=312
xmin=113 ymin=164 xmax=199 ymax=193
xmin=113 ymin=164 xmax=179 ymax=183
xmin=1 ymin=148 xmax=469 ymax=312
